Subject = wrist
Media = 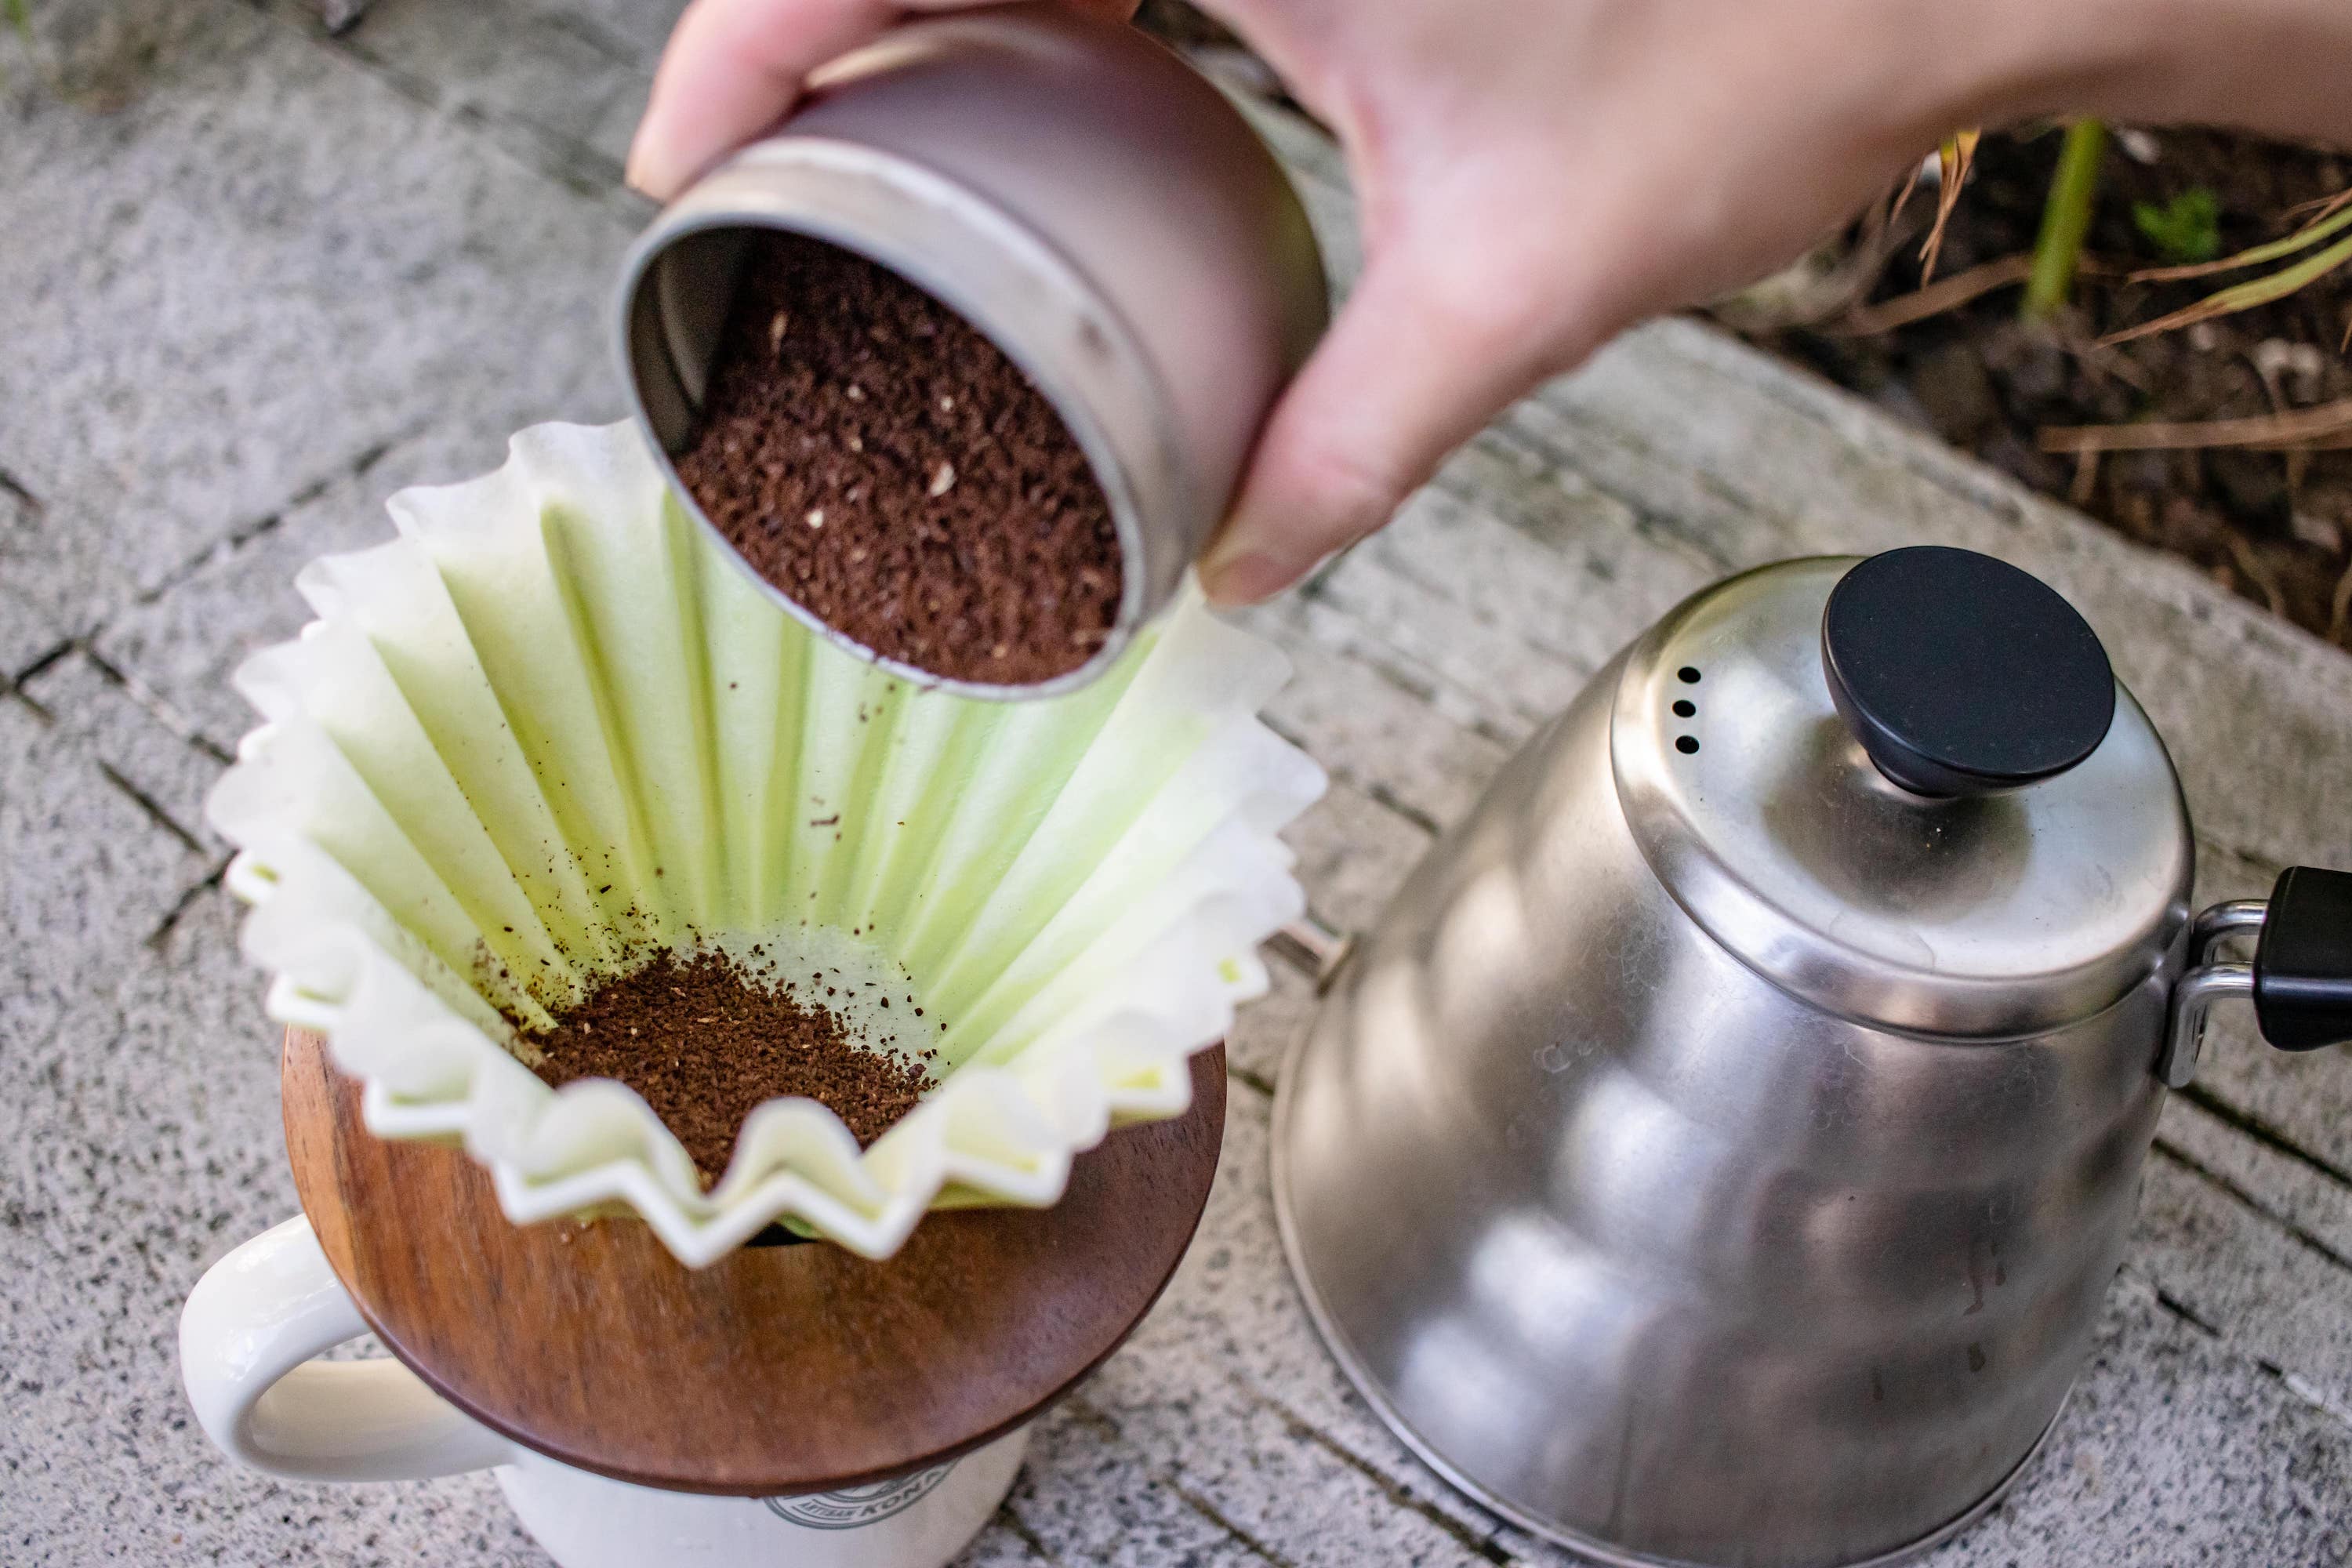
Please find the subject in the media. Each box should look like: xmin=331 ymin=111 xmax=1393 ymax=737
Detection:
xmin=1925 ymin=0 xmax=2352 ymax=149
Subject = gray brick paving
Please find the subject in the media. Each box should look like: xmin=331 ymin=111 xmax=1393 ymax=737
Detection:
xmin=0 ymin=0 xmax=634 ymax=649
xmin=5 ymin=5 xmax=2350 ymax=1565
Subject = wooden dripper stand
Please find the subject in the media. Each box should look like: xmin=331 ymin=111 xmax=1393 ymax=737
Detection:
xmin=183 ymin=1030 xmax=1225 ymax=1568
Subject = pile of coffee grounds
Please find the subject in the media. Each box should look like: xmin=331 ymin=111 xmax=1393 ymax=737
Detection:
xmin=674 ymin=232 xmax=1123 ymax=686
xmin=528 ymin=949 xmax=935 ymax=1182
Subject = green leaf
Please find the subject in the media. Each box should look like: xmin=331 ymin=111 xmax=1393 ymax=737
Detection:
xmin=2131 ymin=188 xmax=2222 ymax=266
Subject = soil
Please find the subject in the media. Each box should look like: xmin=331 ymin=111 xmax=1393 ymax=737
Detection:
xmin=1734 ymin=128 xmax=2352 ymax=651
xmin=528 ymin=948 xmax=936 ymax=1183
xmin=1156 ymin=5 xmax=2352 ymax=647
xmin=676 ymin=232 xmax=1123 ymax=686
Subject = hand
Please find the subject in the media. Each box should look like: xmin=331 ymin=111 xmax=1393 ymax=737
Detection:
xmin=631 ymin=0 xmax=2352 ymax=606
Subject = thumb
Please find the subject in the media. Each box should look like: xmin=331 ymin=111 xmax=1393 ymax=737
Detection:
xmin=630 ymin=0 xmax=1142 ymax=201
xmin=1198 ymin=241 xmax=1584 ymax=606
xmin=629 ymin=0 xmax=896 ymax=201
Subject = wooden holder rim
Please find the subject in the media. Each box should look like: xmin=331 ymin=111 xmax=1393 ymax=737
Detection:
xmin=282 ymin=1028 xmax=1225 ymax=1494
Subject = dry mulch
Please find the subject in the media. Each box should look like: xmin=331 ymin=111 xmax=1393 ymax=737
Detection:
xmin=1737 ymin=128 xmax=2352 ymax=650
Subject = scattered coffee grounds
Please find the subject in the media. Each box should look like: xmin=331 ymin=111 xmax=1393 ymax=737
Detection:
xmin=674 ymin=231 xmax=1123 ymax=686
xmin=529 ymin=949 xmax=935 ymax=1182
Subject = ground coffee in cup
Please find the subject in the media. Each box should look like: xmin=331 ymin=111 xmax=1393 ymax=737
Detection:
xmin=674 ymin=232 xmax=1123 ymax=687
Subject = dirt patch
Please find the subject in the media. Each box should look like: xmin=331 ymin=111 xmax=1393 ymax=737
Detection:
xmin=1735 ymin=128 xmax=2352 ymax=650
xmin=1137 ymin=5 xmax=2352 ymax=648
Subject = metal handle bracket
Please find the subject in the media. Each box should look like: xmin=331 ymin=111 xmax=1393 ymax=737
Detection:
xmin=2160 ymin=962 xmax=2255 ymax=1088
xmin=2161 ymin=899 xmax=2268 ymax=1087
xmin=1268 ymin=914 xmax=1356 ymax=995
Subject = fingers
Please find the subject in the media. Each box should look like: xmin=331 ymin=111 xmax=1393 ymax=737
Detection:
xmin=629 ymin=0 xmax=1145 ymax=202
xmin=628 ymin=0 xmax=898 ymax=199
xmin=1200 ymin=240 xmax=1591 ymax=606
xmin=629 ymin=0 xmax=1578 ymax=609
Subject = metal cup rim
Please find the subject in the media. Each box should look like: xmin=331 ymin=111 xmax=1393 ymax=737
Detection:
xmin=612 ymin=134 xmax=1185 ymax=702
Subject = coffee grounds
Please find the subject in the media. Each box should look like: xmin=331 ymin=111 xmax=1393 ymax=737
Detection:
xmin=529 ymin=949 xmax=935 ymax=1183
xmin=674 ymin=232 xmax=1123 ymax=686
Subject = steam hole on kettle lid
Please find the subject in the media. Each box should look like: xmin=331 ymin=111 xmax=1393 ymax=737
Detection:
xmin=1673 ymin=699 xmax=1696 ymax=718
xmin=1676 ymin=736 xmax=1700 ymax=755
xmin=1678 ymin=666 xmax=1701 ymax=684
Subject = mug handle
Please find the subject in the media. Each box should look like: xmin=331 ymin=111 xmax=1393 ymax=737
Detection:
xmin=180 ymin=1214 xmax=515 ymax=1482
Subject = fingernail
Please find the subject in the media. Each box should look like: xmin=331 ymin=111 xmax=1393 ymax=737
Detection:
xmin=624 ymin=127 xmax=674 ymax=201
xmin=1202 ymin=550 xmax=1294 ymax=607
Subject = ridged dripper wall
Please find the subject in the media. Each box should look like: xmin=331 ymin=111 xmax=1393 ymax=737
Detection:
xmin=207 ymin=421 xmax=1324 ymax=1265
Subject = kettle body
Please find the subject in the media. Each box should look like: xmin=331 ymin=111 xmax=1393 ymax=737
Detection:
xmin=1275 ymin=552 xmax=2349 ymax=1567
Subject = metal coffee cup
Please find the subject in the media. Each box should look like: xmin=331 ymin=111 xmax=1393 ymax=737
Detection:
xmin=615 ymin=3 xmax=1328 ymax=699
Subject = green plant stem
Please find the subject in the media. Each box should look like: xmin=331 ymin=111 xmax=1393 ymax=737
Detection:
xmin=2023 ymin=119 xmax=2109 ymax=323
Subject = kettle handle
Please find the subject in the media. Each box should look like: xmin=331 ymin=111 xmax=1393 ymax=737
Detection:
xmin=2161 ymin=868 xmax=2352 ymax=1087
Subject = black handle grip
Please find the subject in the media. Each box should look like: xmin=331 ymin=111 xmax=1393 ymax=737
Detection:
xmin=1822 ymin=547 xmax=2117 ymax=797
xmin=2256 ymin=866 xmax=2352 ymax=1051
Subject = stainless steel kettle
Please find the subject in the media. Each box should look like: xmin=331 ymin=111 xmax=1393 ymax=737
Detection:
xmin=1272 ymin=548 xmax=2352 ymax=1568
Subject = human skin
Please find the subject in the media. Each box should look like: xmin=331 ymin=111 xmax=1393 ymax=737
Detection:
xmin=628 ymin=0 xmax=2352 ymax=605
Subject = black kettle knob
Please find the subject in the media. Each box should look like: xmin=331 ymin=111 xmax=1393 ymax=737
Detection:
xmin=1821 ymin=546 xmax=2116 ymax=798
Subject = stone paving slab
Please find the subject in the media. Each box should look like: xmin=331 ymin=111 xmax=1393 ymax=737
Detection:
xmin=91 ymin=423 xmax=515 ymax=755
xmin=18 ymin=651 xmax=228 ymax=856
xmin=254 ymin=0 xmax=648 ymax=205
xmin=0 ymin=481 xmax=71 ymax=677
xmin=0 ymin=0 xmax=634 ymax=661
xmin=5 ymin=5 xmax=2351 ymax=1566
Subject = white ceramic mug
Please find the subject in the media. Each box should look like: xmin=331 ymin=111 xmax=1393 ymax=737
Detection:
xmin=180 ymin=1217 xmax=1028 ymax=1568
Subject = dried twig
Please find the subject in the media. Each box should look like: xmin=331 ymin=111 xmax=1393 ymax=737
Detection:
xmin=2038 ymin=397 xmax=2352 ymax=454
xmin=2221 ymin=528 xmax=2289 ymax=616
xmin=1713 ymin=198 xmax=1924 ymax=332
xmin=2103 ymin=230 xmax=2352 ymax=345
xmin=2068 ymin=448 xmax=2101 ymax=508
xmin=1828 ymin=254 xmax=2031 ymax=334
xmin=2129 ymin=194 xmax=2352 ymax=284
xmin=2067 ymin=332 xmax=2155 ymax=394
xmin=1828 ymin=252 xmax=2119 ymax=336
xmin=1919 ymin=131 xmax=1980 ymax=284
xmin=2102 ymin=186 xmax=2352 ymax=346
xmin=1889 ymin=156 xmax=1928 ymax=230
xmin=2246 ymin=343 xmax=2318 ymax=499
xmin=2284 ymin=187 xmax=2352 ymax=226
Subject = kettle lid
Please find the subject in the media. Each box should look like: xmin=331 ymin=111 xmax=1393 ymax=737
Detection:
xmin=1611 ymin=550 xmax=2192 ymax=1037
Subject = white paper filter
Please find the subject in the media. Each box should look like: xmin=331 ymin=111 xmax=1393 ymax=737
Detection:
xmin=207 ymin=421 xmax=1323 ymax=1265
